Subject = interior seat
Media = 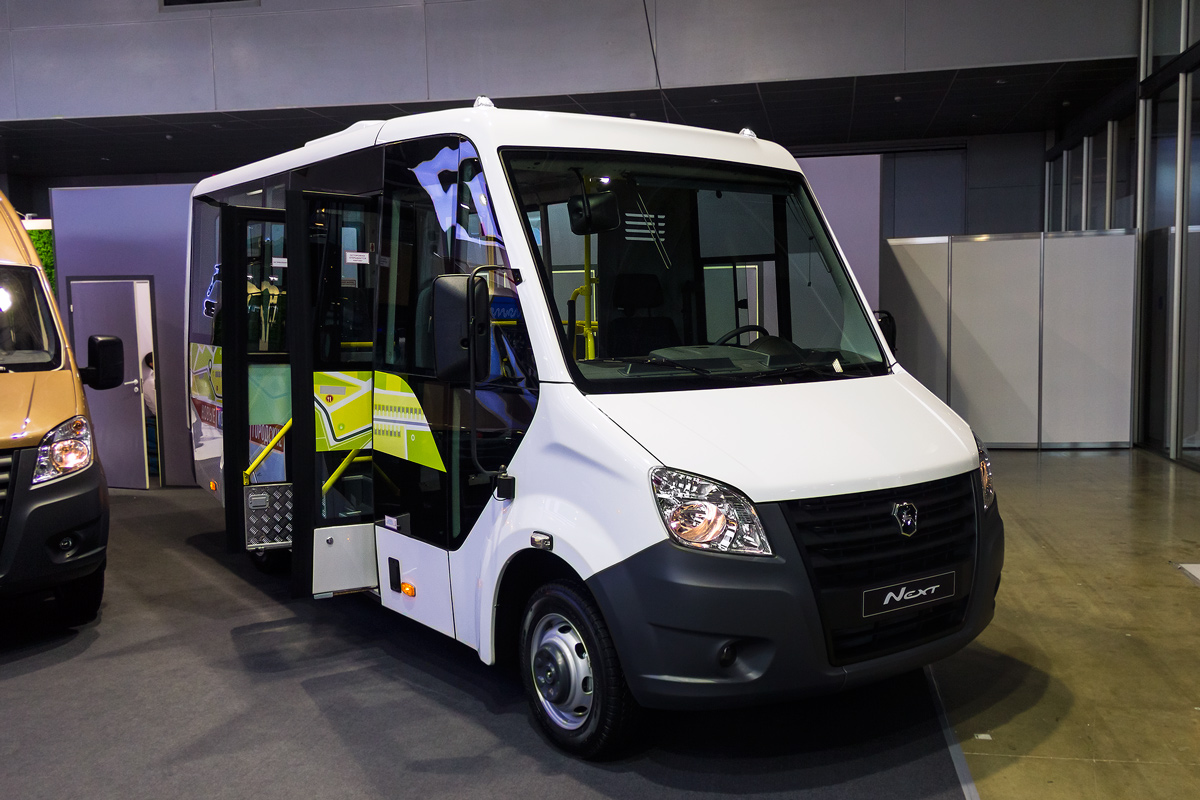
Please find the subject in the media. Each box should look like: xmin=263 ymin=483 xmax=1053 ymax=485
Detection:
xmin=605 ymin=272 xmax=680 ymax=357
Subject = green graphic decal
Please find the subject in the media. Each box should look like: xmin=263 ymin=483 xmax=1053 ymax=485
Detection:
xmin=248 ymin=364 xmax=290 ymax=425
xmin=189 ymin=343 xmax=223 ymax=429
xmin=314 ymin=371 xmax=373 ymax=451
xmin=248 ymin=364 xmax=291 ymax=483
xmin=373 ymin=371 xmax=445 ymax=472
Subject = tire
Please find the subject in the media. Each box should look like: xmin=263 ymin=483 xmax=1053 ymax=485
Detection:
xmin=520 ymin=580 xmax=638 ymax=759
xmin=249 ymin=547 xmax=291 ymax=575
xmin=55 ymin=562 xmax=105 ymax=628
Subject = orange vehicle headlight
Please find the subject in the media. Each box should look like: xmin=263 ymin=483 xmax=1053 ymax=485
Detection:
xmin=33 ymin=416 xmax=94 ymax=485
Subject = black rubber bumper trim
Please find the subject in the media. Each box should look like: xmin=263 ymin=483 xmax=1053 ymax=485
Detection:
xmin=0 ymin=448 xmax=109 ymax=597
xmin=585 ymin=500 xmax=1004 ymax=711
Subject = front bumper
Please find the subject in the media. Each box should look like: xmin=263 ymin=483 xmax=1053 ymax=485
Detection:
xmin=0 ymin=447 xmax=109 ymax=597
xmin=586 ymin=486 xmax=1004 ymax=710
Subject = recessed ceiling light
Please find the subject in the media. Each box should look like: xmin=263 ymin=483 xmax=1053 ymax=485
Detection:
xmin=996 ymin=79 xmax=1008 ymax=85
xmin=894 ymin=95 xmax=902 ymax=102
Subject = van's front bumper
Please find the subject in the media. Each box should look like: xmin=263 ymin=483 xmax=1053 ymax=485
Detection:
xmin=586 ymin=495 xmax=1004 ymax=710
xmin=0 ymin=447 xmax=108 ymax=597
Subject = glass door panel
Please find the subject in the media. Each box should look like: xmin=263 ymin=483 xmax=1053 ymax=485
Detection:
xmin=219 ymin=207 xmax=291 ymax=553
xmin=303 ymin=193 xmax=379 ymax=525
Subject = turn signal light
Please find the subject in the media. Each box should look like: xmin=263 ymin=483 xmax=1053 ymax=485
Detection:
xmin=400 ymin=582 xmax=416 ymax=597
xmin=209 ymin=481 xmax=218 ymax=492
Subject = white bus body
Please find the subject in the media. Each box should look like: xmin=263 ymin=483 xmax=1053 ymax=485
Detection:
xmin=186 ymin=103 xmax=1003 ymax=757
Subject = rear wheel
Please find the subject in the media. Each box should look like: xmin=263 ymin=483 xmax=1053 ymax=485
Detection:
xmin=55 ymin=562 xmax=105 ymax=627
xmin=520 ymin=580 xmax=638 ymax=759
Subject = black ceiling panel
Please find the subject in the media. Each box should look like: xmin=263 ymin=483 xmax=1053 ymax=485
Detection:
xmin=0 ymin=57 xmax=1136 ymax=180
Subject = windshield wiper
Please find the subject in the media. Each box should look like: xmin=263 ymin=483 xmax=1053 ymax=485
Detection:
xmin=745 ymin=361 xmax=861 ymax=381
xmin=594 ymin=355 xmax=715 ymax=376
xmin=594 ymin=356 xmax=782 ymax=385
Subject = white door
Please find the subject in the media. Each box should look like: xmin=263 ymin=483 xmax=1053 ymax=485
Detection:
xmin=69 ymin=279 xmax=154 ymax=489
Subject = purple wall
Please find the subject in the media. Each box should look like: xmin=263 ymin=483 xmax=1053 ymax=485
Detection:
xmin=796 ymin=155 xmax=882 ymax=308
xmin=51 ymin=184 xmax=194 ymax=487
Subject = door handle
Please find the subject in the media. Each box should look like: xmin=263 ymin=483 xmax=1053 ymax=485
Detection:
xmin=123 ymin=379 xmax=140 ymax=394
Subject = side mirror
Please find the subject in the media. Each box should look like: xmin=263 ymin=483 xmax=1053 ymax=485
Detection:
xmin=433 ymin=274 xmax=490 ymax=383
xmin=874 ymin=310 xmax=897 ymax=353
xmin=80 ymin=334 xmax=124 ymax=390
xmin=568 ymin=191 xmax=620 ymax=235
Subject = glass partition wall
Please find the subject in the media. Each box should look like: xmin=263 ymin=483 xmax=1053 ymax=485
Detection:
xmin=1045 ymin=116 xmax=1136 ymax=233
xmin=1141 ymin=0 xmax=1200 ymax=468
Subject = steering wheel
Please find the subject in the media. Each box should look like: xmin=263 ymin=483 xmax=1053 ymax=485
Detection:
xmin=713 ymin=324 xmax=770 ymax=346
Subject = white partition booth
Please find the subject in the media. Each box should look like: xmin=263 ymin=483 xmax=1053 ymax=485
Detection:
xmin=881 ymin=231 xmax=1136 ymax=448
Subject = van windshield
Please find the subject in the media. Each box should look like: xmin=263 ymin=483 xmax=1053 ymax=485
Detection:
xmin=502 ymin=148 xmax=888 ymax=393
xmin=0 ymin=264 xmax=62 ymax=372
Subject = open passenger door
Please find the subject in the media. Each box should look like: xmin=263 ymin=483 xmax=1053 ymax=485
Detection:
xmin=285 ymin=191 xmax=380 ymax=598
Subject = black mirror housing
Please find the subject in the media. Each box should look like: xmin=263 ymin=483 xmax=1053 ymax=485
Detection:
xmin=568 ymin=191 xmax=620 ymax=235
xmin=81 ymin=334 xmax=124 ymax=390
xmin=874 ymin=310 xmax=897 ymax=353
xmin=433 ymin=274 xmax=490 ymax=383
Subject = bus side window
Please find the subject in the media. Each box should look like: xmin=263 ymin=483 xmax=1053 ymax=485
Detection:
xmin=455 ymin=149 xmax=536 ymax=386
xmin=378 ymin=137 xmax=458 ymax=375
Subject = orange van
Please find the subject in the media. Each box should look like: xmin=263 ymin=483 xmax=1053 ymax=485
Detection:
xmin=0 ymin=190 xmax=122 ymax=625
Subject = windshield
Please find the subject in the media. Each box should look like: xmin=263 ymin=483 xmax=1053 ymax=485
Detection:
xmin=502 ymin=148 xmax=887 ymax=393
xmin=0 ymin=264 xmax=61 ymax=372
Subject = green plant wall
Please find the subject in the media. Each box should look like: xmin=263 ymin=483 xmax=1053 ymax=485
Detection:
xmin=28 ymin=228 xmax=56 ymax=295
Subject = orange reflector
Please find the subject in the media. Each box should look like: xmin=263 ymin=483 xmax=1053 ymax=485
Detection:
xmin=400 ymin=582 xmax=416 ymax=597
xmin=209 ymin=481 xmax=218 ymax=492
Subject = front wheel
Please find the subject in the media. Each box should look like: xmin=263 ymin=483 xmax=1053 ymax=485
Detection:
xmin=520 ymin=580 xmax=638 ymax=759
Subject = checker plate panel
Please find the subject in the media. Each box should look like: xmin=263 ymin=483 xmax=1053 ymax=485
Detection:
xmin=244 ymin=483 xmax=293 ymax=549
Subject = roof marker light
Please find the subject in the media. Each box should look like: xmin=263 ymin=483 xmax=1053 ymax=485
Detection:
xmin=475 ymin=96 xmax=495 ymax=108
xmin=739 ymin=127 xmax=758 ymax=139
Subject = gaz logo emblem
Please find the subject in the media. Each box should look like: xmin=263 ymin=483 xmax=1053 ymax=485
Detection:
xmin=892 ymin=501 xmax=918 ymax=537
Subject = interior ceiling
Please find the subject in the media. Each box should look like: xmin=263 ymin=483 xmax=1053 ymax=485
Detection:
xmin=0 ymin=57 xmax=1135 ymax=180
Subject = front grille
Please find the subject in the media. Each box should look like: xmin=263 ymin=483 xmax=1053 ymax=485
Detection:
xmin=0 ymin=450 xmax=14 ymax=545
xmin=784 ymin=471 xmax=978 ymax=665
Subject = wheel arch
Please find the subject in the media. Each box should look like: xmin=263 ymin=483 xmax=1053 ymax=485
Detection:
xmin=492 ymin=548 xmax=582 ymax=671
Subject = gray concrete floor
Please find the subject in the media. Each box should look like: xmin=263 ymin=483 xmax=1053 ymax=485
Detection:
xmin=6 ymin=448 xmax=1193 ymax=799
xmin=1 ymin=486 xmax=964 ymax=800
xmin=932 ymin=449 xmax=1200 ymax=799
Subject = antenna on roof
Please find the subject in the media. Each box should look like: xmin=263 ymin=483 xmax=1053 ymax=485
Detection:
xmin=474 ymin=96 xmax=496 ymax=108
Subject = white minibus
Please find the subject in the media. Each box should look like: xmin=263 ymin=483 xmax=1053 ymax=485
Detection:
xmin=186 ymin=100 xmax=1003 ymax=757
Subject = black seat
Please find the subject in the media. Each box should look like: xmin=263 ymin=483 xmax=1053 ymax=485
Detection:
xmin=605 ymin=273 xmax=680 ymax=357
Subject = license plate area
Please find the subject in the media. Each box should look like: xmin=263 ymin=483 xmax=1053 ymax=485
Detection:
xmin=862 ymin=571 xmax=956 ymax=618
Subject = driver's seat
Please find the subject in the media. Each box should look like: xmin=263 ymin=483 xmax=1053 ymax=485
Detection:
xmin=605 ymin=273 xmax=680 ymax=357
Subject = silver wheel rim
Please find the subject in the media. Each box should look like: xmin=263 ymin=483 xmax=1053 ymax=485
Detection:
xmin=528 ymin=611 xmax=594 ymax=731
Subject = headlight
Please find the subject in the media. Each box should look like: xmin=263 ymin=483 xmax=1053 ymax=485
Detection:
xmin=33 ymin=416 xmax=94 ymax=485
xmin=975 ymin=435 xmax=995 ymax=511
xmin=650 ymin=467 xmax=772 ymax=556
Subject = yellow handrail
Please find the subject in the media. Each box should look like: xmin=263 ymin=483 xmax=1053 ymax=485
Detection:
xmin=243 ymin=419 xmax=292 ymax=485
xmin=582 ymin=234 xmax=596 ymax=359
xmin=322 ymin=447 xmax=365 ymax=496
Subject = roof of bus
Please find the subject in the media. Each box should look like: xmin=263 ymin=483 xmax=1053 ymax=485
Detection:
xmin=192 ymin=104 xmax=802 ymax=197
